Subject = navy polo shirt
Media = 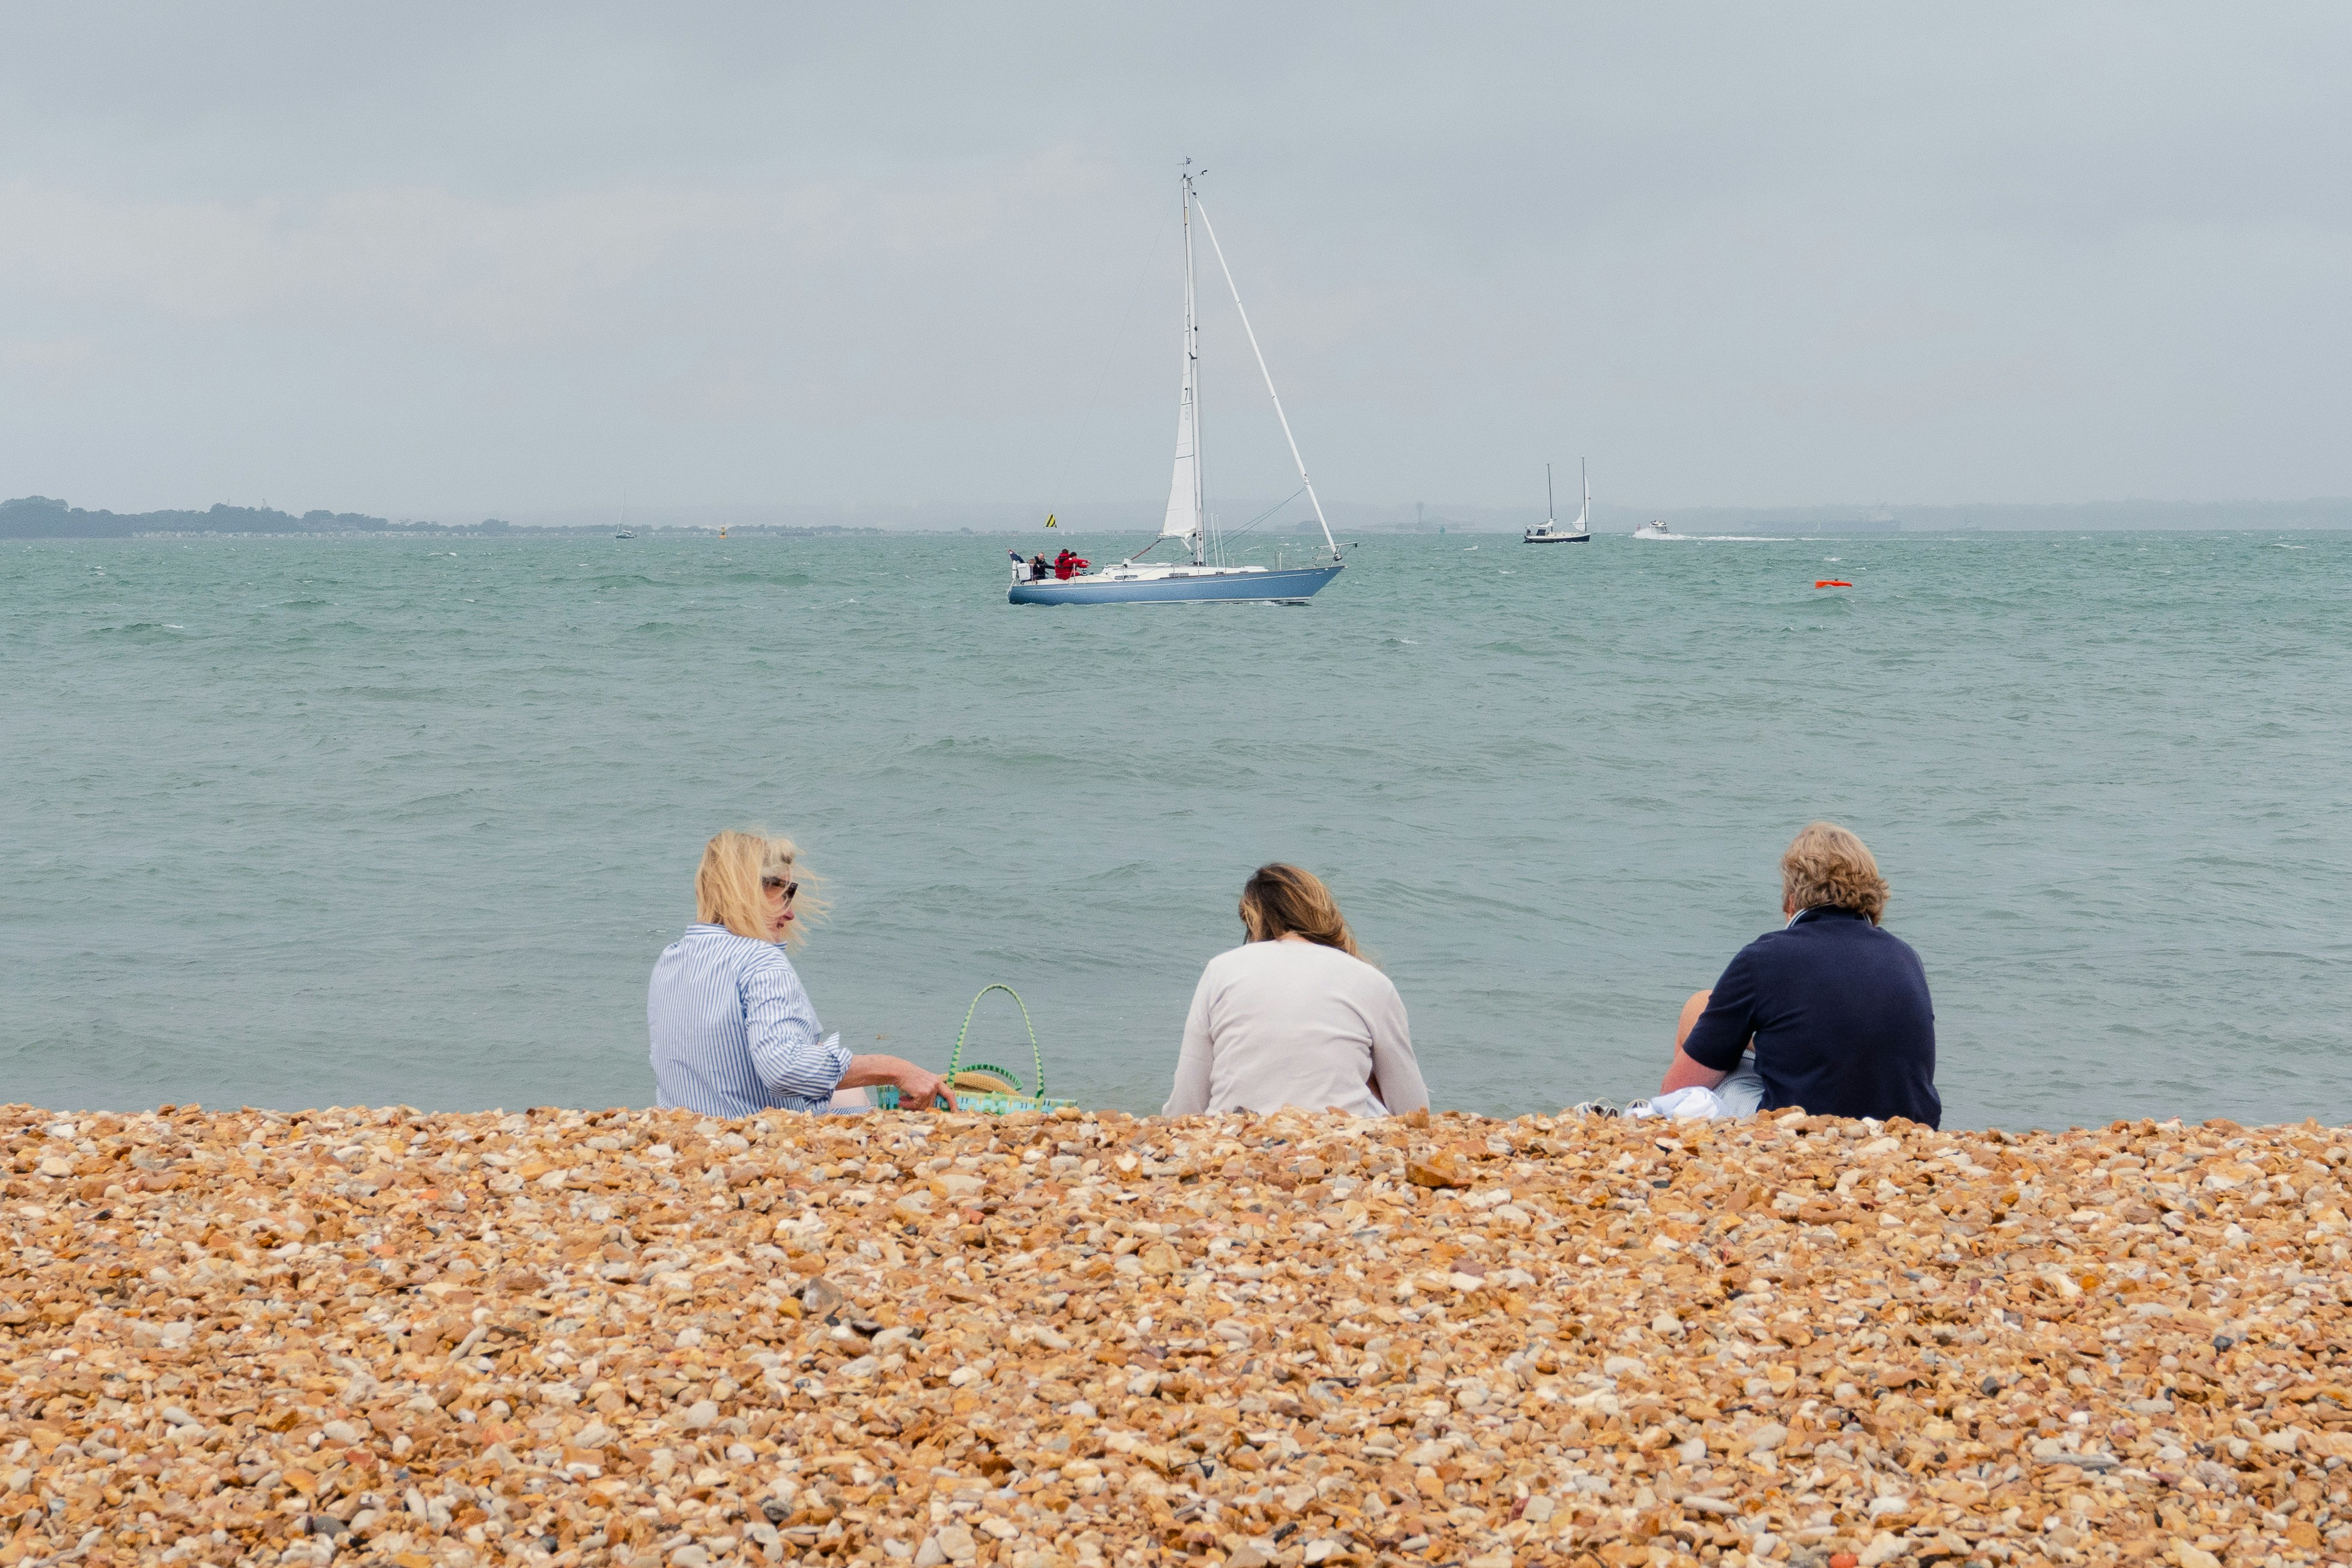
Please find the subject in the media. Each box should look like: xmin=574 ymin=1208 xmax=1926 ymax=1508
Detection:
xmin=1681 ymin=906 xmax=1941 ymax=1127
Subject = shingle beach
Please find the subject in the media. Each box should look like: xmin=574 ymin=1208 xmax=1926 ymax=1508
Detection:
xmin=5 ymin=1104 xmax=2348 ymax=1568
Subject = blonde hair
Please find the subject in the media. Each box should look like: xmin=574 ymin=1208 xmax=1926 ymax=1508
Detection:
xmin=1780 ymin=822 xmax=1889 ymax=924
xmin=1238 ymin=863 xmax=1361 ymax=959
xmin=694 ymin=829 xmax=825 ymax=945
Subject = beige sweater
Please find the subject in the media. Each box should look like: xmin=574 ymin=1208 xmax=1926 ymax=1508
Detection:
xmin=1163 ymin=938 xmax=1430 ymax=1118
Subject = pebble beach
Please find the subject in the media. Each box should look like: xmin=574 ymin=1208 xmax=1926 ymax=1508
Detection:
xmin=5 ymin=1103 xmax=2348 ymax=1568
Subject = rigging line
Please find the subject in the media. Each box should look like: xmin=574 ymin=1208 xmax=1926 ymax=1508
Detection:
xmin=1048 ymin=222 xmax=1165 ymax=528
xmin=1216 ymin=485 xmax=1308 ymax=545
xmin=1189 ymin=194 xmax=1340 ymax=558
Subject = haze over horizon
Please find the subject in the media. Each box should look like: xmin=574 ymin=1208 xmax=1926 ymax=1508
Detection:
xmin=4 ymin=4 xmax=2348 ymax=525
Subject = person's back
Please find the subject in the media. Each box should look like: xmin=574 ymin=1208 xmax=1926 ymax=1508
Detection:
xmin=649 ymin=923 xmax=826 ymax=1115
xmin=1175 ymin=941 xmax=1420 ymax=1115
xmin=1669 ymin=822 xmax=1940 ymax=1126
xmin=1695 ymin=909 xmax=1937 ymax=1123
xmin=1164 ymin=864 xmax=1429 ymax=1118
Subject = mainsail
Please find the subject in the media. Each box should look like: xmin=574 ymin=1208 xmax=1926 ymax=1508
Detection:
xmin=1159 ymin=345 xmax=1199 ymax=539
xmin=1159 ymin=182 xmax=1203 ymax=544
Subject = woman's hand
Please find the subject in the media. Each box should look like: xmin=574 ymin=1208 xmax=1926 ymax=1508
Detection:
xmin=839 ymin=1054 xmax=958 ymax=1111
xmin=889 ymin=1061 xmax=956 ymax=1111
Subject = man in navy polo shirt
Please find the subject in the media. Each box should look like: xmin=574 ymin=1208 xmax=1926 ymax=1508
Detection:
xmin=1659 ymin=822 xmax=1940 ymax=1126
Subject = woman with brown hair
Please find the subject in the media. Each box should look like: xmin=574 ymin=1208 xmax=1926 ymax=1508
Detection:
xmin=649 ymin=830 xmax=953 ymax=1117
xmin=1162 ymin=864 xmax=1429 ymax=1118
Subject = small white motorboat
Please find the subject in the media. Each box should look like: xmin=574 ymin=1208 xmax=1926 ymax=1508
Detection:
xmin=1633 ymin=519 xmax=1687 ymax=540
xmin=1525 ymin=460 xmax=1592 ymax=543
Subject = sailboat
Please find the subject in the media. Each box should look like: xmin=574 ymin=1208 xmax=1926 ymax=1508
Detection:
xmin=1010 ymin=166 xmax=1347 ymax=606
xmin=1524 ymin=460 xmax=1591 ymax=543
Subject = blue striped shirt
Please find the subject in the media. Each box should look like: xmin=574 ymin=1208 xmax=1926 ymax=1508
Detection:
xmin=648 ymin=924 xmax=854 ymax=1117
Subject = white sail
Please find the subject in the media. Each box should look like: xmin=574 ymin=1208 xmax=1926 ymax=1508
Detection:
xmin=1159 ymin=343 xmax=1199 ymax=538
xmin=1158 ymin=179 xmax=1204 ymax=546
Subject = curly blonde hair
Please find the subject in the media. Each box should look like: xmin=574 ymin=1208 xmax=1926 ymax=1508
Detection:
xmin=1780 ymin=822 xmax=1889 ymax=924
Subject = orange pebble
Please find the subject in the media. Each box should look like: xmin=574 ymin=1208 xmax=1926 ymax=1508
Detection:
xmin=1830 ymin=1555 xmax=1858 ymax=1568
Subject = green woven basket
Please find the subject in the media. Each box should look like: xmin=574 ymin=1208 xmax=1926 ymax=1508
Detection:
xmin=874 ymin=984 xmax=1078 ymax=1114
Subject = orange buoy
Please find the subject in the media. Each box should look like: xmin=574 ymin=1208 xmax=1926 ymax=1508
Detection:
xmin=1815 ymin=579 xmax=1853 ymax=588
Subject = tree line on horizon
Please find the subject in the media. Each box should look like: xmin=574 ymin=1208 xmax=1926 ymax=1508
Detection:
xmin=0 ymin=495 xmax=497 ymax=539
xmin=9 ymin=492 xmax=2345 ymax=540
xmin=0 ymin=496 xmax=880 ymax=540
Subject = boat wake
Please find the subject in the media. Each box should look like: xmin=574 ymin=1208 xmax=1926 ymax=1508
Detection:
xmin=1633 ymin=526 xmax=1791 ymax=543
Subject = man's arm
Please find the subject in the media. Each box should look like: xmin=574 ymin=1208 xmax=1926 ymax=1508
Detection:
xmin=1673 ymin=950 xmax=1761 ymax=1083
xmin=1660 ymin=989 xmax=1730 ymax=1091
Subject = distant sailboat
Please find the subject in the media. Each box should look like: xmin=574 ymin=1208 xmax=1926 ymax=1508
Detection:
xmin=1524 ymin=460 xmax=1592 ymax=543
xmin=614 ymin=500 xmax=635 ymax=540
xmin=1010 ymin=166 xmax=1347 ymax=606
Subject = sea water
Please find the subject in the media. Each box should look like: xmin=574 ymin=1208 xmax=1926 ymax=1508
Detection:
xmin=4 ymin=529 xmax=2346 ymax=1130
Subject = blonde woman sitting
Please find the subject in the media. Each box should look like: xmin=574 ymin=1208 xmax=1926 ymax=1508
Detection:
xmin=1164 ymin=864 xmax=1430 ymax=1118
xmin=649 ymin=831 xmax=953 ymax=1117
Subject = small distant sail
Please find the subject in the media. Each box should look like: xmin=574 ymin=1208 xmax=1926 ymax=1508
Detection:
xmin=1045 ymin=514 xmax=1058 ymax=528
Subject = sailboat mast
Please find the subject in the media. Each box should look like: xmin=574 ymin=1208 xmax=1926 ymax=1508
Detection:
xmin=1580 ymin=457 xmax=1590 ymax=531
xmin=1191 ymin=194 xmax=1340 ymax=560
xmin=1182 ymin=174 xmax=1205 ymax=566
xmin=1547 ymin=464 xmax=1555 ymax=526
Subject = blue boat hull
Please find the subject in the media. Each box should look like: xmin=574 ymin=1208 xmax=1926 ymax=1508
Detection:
xmin=1009 ymin=564 xmax=1343 ymax=605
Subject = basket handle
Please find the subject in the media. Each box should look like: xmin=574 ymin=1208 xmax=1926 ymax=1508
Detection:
xmin=947 ymin=984 xmax=1045 ymax=1099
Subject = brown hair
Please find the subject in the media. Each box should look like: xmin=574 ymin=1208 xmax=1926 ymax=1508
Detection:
xmin=1238 ymin=863 xmax=1361 ymax=958
xmin=694 ymin=829 xmax=825 ymax=945
xmin=1780 ymin=822 xmax=1890 ymax=924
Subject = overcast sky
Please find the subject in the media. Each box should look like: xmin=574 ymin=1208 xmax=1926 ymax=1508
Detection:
xmin=3 ymin=4 xmax=2347 ymax=521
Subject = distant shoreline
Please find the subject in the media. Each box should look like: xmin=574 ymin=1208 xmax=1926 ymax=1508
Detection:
xmin=12 ymin=520 xmax=2351 ymax=543
xmin=11 ymin=492 xmax=2352 ymax=540
xmin=0 ymin=496 xmax=887 ymax=542
xmin=16 ymin=526 xmax=891 ymax=541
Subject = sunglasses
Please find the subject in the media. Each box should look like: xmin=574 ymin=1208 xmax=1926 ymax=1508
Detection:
xmin=762 ymin=877 xmax=800 ymax=903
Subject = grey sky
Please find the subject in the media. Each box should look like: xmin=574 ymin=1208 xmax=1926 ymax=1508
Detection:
xmin=3 ymin=4 xmax=2347 ymax=523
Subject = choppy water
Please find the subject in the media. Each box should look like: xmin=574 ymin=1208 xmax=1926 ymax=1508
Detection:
xmin=5 ymin=529 xmax=2347 ymax=1129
